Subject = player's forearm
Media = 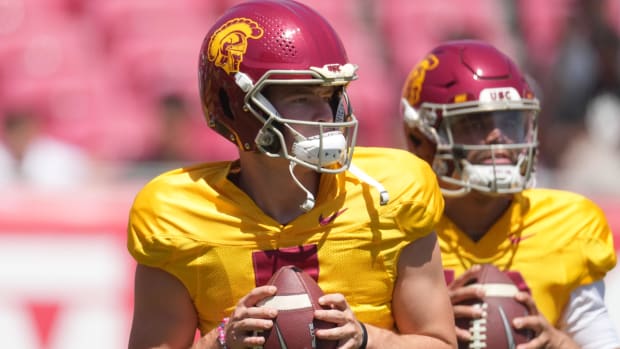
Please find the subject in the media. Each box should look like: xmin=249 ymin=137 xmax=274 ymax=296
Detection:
xmin=365 ymin=323 xmax=456 ymax=349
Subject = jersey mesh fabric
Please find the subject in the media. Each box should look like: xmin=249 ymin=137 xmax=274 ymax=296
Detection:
xmin=437 ymin=188 xmax=617 ymax=326
xmin=127 ymin=147 xmax=444 ymax=333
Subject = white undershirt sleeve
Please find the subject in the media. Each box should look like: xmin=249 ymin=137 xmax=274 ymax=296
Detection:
xmin=558 ymin=280 xmax=620 ymax=349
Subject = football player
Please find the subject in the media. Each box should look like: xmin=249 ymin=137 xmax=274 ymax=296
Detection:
xmin=401 ymin=39 xmax=619 ymax=348
xmin=127 ymin=1 xmax=456 ymax=348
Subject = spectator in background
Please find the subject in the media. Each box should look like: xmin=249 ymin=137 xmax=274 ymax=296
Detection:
xmin=142 ymin=93 xmax=197 ymax=163
xmin=551 ymin=21 xmax=620 ymax=196
xmin=537 ymin=0 xmax=620 ymax=173
xmin=401 ymin=40 xmax=619 ymax=348
xmin=0 ymin=107 xmax=92 ymax=188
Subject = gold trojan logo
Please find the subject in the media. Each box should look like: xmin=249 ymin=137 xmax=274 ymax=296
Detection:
xmin=403 ymin=53 xmax=439 ymax=105
xmin=208 ymin=18 xmax=264 ymax=74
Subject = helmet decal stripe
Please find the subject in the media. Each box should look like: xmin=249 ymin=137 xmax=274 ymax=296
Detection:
xmin=403 ymin=54 xmax=439 ymax=106
xmin=207 ymin=18 xmax=264 ymax=74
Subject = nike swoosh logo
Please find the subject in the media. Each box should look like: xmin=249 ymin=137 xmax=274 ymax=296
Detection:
xmin=508 ymin=233 xmax=535 ymax=245
xmin=498 ymin=305 xmax=516 ymax=349
xmin=275 ymin=322 xmax=288 ymax=349
xmin=318 ymin=208 xmax=348 ymax=226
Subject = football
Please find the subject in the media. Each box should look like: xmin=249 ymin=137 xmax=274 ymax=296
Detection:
xmin=455 ymin=264 xmax=534 ymax=349
xmin=256 ymin=265 xmax=337 ymax=349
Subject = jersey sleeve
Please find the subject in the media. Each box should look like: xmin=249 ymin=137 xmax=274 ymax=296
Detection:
xmin=127 ymin=181 xmax=176 ymax=268
xmin=390 ymin=152 xmax=445 ymax=239
xmin=577 ymin=198 xmax=617 ymax=284
xmin=126 ymin=176 xmax=205 ymax=272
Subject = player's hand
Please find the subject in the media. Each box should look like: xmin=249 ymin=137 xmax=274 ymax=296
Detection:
xmin=447 ymin=265 xmax=486 ymax=341
xmin=225 ymin=285 xmax=278 ymax=349
xmin=314 ymin=293 xmax=366 ymax=349
xmin=513 ymin=292 xmax=580 ymax=349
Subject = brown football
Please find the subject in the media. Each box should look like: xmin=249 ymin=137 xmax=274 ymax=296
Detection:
xmin=256 ymin=265 xmax=337 ymax=349
xmin=455 ymin=264 xmax=534 ymax=349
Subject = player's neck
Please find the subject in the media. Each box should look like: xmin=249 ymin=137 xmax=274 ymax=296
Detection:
xmin=233 ymin=153 xmax=320 ymax=224
xmin=443 ymin=192 xmax=513 ymax=242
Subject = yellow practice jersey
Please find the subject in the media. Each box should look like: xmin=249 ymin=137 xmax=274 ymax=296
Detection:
xmin=127 ymin=147 xmax=443 ymax=334
xmin=438 ymin=188 xmax=617 ymax=326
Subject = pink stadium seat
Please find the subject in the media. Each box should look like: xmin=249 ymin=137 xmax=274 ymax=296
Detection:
xmin=516 ymin=0 xmax=574 ymax=70
xmin=4 ymin=0 xmax=85 ymax=19
xmin=376 ymin=0 xmax=515 ymax=77
xmin=0 ymin=10 xmax=174 ymax=161
xmin=86 ymin=0 xmax=211 ymax=55
xmin=107 ymin=34 xmax=198 ymax=100
xmin=1 ymin=14 xmax=105 ymax=81
xmin=605 ymin=0 xmax=620 ymax=35
xmin=2 ymin=68 xmax=160 ymax=162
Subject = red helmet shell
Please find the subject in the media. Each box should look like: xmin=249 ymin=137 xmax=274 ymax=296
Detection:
xmin=401 ymin=40 xmax=540 ymax=196
xmin=198 ymin=0 xmax=349 ymax=151
xmin=402 ymin=40 xmax=536 ymax=127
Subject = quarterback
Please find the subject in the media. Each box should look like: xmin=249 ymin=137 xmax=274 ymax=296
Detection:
xmin=401 ymin=40 xmax=619 ymax=348
xmin=126 ymin=1 xmax=456 ymax=349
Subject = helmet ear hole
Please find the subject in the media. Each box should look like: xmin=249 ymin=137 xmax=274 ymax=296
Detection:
xmin=258 ymin=122 xmax=284 ymax=154
xmin=218 ymin=89 xmax=234 ymax=120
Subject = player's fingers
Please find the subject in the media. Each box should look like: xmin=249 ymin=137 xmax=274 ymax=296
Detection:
xmin=513 ymin=315 xmax=544 ymax=337
xmin=314 ymin=307 xmax=350 ymax=326
xmin=226 ymin=323 xmax=267 ymax=348
xmin=314 ymin=320 xmax=360 ymax=348
xmin=315 ymin=330 xmax=356 ymax=349
xmin=242 ymin=333 xmax=266 ymax=348
xmin=244 ymin=304 xmax=278 ymax=320
xmin=514 ymin=292 xmax=538 ymax=315
xmin=452 ymin=304 xmax=484 ymax=319
xmin=231 ymin=316 xmax=275 ymax=333
xmin=455 ymin=326 xmax=472 ymax=341
xmin=234 ymin=329 xmax=268 ymax=348
xmin=239 ymin=285 xmax=277 ymax=307
xmin=318 ymin=293 xmax=347 ymax=310
xmin=449 ymin=265 xmax=482 ymax=289
xmin=449 ymin=285 xmax=485 ymax=305
xmin=230 ymin=306 xmax=276 ymax=324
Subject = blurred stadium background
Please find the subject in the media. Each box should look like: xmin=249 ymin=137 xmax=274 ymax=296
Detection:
xmin=0 ymin=0 xmax=619 ymax=347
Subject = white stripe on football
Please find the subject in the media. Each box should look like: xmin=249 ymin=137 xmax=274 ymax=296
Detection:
xmin=257 ymin=294 xmax=313 ymax=310
xmin=466 ymin=283 xmax=519 ymax=297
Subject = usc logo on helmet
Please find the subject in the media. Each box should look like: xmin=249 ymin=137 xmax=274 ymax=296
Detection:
xmin=403 ymin=54 xmax=439 ymax=106
xmin=207 ymin=18 xmax=264 ymax=74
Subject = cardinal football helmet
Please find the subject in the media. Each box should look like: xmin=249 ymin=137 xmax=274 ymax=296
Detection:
xmin=198 ymin=0 xmax=358 ymax=173
xmin=401 ymin=40 xmax=540 ymax=196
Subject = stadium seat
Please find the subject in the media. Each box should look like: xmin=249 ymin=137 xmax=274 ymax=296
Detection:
xmin=375 ymin=0 xmax=515 ymax=77
xmin=516 ymin=0 xmax=574 ymax=70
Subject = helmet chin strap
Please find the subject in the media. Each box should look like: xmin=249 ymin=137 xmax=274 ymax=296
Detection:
xmin=289 ymin=160 xmax=390 ymax=212
xmin=288 ymin=131 xmax=390 ymax=211
xmin=348 ymin=164 xmax=389 ymax=205
xmin=288 ymin=162 xmax=316 ymax=211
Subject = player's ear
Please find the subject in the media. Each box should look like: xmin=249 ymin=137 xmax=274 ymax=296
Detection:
xmin=404 ymin=125 xmax=436 ymax=165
